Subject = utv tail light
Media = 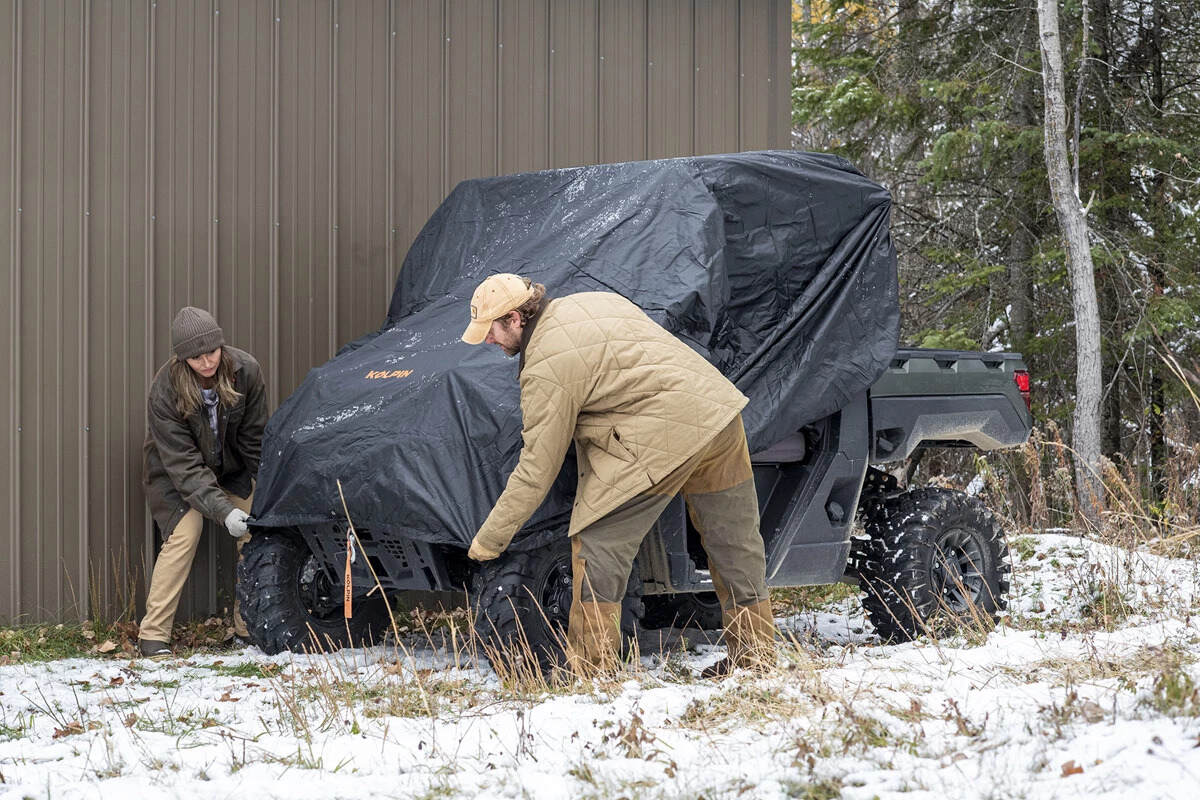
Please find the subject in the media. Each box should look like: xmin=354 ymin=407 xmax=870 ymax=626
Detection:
xmin=1013 ymin=369 xmax=1031 ymax=411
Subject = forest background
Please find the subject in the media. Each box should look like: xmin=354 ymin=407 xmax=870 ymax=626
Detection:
xmin=790 ymin=0 xmax=1200 ymax=538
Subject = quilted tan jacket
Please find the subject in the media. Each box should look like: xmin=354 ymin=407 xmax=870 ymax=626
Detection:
xmin=474 ymin=292 xmax=748 ymax=552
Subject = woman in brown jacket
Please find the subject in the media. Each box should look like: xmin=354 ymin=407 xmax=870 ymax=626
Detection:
xmin=138 ymin=307 xmax=268 ymax=657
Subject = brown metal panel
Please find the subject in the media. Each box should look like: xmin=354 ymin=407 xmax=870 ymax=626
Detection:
xmin=85 ymin=0 xmax=154 ymax=622
xmin=446 ymin=0 xmax=498 ymax=187
xmin=768 ymin=0 xmax=789 ymax=148
xmin=16 ymin=0 xmax=89 ymax=620
xmin=334 ymin=0 xmax=391 ymax=343
xmin=392 ymin=0 xmax=446 ymax=277
xmin=1 ymin=0 xmax=20 ymax=621
xmin=76 ymin=0 xmax=92 ymax=622
xmin=152 ymin=0 xmax=216 ymax=329
xmin=694 ymin=0 xmax=739 ymax=155
xmin=646 ymin=0 xmax=692 ymax=159
xmin=217 ymin=1 xmax=274 ymax=370
xmin=549 ymin=0 xmax=598 ymax=167
xmin=737 ymin=0 xmax=770 ymax=150
xmin=598 ymin=0 xmax=646 ymax=163
xmin=498 ymin=0 xmax=549 ymax=175
xmin=276 ymin=0 xmax=334 ymax=400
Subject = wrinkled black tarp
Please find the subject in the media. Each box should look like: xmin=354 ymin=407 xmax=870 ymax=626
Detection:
xmin=252 ymin=151 xmax=898 ymax=547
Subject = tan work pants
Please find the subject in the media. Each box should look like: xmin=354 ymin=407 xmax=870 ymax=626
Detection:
xmin=568 ymin=414 xmax=774 ymax=670
xmin=139 ymin=492 xmax=252 ymax=642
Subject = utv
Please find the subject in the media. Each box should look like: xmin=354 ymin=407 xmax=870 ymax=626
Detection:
xmin=238 ymin=151 xmax=1033 ymax=659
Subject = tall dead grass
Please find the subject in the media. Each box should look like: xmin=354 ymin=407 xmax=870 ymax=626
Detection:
xmin=964 ymin=424 xmax=1200 ymax=556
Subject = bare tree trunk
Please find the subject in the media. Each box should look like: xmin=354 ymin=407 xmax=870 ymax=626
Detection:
xmin=1037 ymin=0 xmax=1106 ymax=524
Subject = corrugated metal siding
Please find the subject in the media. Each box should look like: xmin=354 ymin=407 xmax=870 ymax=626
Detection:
xmin=1 ymin=0 xmax=791 ymax=625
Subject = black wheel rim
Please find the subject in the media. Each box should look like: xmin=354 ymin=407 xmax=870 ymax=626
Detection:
xmin=299 ymin=555 xmax=342 ymax=621
xmin=931 ymin=527 xmax=988 ymax=614
xmin=537 ymin=555 xmax=573 ymax=632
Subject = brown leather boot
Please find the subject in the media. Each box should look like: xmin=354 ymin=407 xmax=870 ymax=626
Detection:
xmin=703 ymin=600 xmax=776 ymax=677
xmin=565 ymin=600 xmax=622 ymax=677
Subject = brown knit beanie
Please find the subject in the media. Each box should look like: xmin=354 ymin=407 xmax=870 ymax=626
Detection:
xmin=172 ymin=306 xmax=225 ymax=359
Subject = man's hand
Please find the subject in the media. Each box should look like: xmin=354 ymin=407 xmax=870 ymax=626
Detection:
xmin=224 ymin=508 xmax=252 ymax=539
xmin=468 ymin=536 xmax=503 ymax=562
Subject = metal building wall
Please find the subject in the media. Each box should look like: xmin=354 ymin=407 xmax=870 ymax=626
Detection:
xmin=0 ymin=0 xmax=791 ymax=625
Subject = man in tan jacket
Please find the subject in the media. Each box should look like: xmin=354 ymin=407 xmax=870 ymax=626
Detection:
xmin=462 ymin=273 xmax=775 ymax=675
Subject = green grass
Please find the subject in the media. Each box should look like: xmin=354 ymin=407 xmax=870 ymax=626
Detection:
xmin=771 ymin=582 xmax=859 ymax=613
xmin=197 ymin=661 xmax=278 ymax=679
xmin=0 ymin=623 xmax=129 ymax=663
xmin=1147 ymin=655 xmax=1200 ymax=717
xmin=0 ymin=614 xmax=251 ymax=665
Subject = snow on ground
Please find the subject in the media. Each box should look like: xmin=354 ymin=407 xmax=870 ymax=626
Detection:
xmin=2 ymin=532 xmax=1199 ymax=800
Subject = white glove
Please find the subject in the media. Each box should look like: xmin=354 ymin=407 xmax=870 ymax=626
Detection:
xmin=224 ymin=508 xmax=252 ymax=538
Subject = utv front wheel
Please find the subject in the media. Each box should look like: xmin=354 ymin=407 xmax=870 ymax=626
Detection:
xmin=854 ymin=488 xmax=1010 ymax=641
xmin=237 ymin=529 xmax=392 ymax=654
xmin=471 ymin=538 xmax=643 ymax=671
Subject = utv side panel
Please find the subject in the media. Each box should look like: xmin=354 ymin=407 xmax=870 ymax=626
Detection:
xmin=761 ymin=393 xmax=869 ymax=586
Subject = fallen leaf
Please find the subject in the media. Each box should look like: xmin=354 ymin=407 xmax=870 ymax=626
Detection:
xmin=53 ymin=722 xmax=85 ymax=738
xmin=123 ymin=713 xmax=137 ymax=728
xmin=218 ymin=690 xmax=239 ymax=702
xmin=109 ymin=676 xmax=124 ymax=687
xmin=1061 ymin=760 xmax=1083 ymax=777
xmin=98 ymin=697 xmax=115 ymax=707
xmin=96 ymin=640 xmax=117 ymax=654
xmin=81 ymin=629 xmax=96 ymax=641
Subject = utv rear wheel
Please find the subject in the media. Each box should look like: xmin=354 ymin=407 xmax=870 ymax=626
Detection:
xmin=853 ymin=488 xmax=1010 ymax=642
xmin=237 ymin=529 xmax=392 ymax=655
xmin=471 ymin=538 xmax=643 ymax=672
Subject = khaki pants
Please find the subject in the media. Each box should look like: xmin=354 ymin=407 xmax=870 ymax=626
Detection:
xmin=139 ymin=492 xmax=252 ymax=643
xmin=567 ymin=414 xmax=774 ymax=671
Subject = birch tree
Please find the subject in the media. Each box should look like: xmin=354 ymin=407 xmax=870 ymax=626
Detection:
xmin=1037 ymin=0 xmax=1105 ymax=523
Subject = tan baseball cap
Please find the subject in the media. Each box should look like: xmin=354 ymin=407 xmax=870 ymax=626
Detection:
xmin=461 ymin=273 xmax=535 ymax=345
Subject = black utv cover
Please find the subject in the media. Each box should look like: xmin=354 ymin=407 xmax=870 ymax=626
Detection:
xmin=252 ymin=151 xmax=898 ymax=548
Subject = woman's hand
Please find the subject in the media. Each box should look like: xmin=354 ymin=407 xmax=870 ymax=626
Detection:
xmin=224 ymin=508 xmax=253 ymax=538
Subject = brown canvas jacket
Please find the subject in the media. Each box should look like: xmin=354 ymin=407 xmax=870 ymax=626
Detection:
xmin=474 ymin=292 xmax=748 ymax=552
xmin=143 ymin=345 xmax=268 ymax=538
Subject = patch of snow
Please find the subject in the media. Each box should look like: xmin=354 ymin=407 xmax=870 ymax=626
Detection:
xmin=1 ymin=532 xmax=1198 ymax=798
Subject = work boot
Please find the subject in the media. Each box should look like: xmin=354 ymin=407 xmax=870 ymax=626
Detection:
xmin=565 ymin=600 xmax=622 ymax=677
xmin=138 ymin=639 xmax=172 ymax=658
xmin=703 ymin=600 xmax=776 ymax=677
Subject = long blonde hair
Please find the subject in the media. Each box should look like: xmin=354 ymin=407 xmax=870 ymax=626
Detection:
xmin=169 ymin=349 xmax=242 ymax=418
